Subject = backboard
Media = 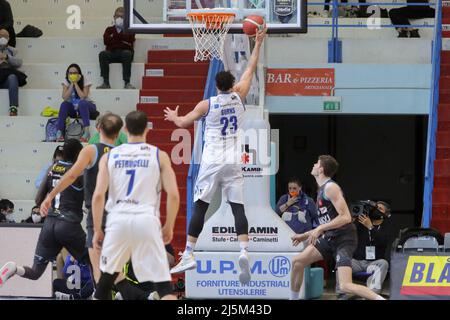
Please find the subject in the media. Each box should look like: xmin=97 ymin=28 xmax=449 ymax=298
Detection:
xmin=125 ymin=0 xmax=307 ymax=34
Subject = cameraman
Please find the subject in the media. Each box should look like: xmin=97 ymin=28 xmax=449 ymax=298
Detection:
xmin=337 ymin=201 xmax=392 ymax=298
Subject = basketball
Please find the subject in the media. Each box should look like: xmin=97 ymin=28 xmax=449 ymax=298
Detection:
xmin=243 ymin=15 xmax=265 ymax=37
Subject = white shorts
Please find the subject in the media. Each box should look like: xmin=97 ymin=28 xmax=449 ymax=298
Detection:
xmin=99 ymin=213 xmax=171 ymax=283
xmin=194 ymin=162 xmax=244 ymax=204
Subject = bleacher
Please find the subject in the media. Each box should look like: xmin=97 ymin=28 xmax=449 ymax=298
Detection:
xmin=2 ymin=0 xmax=140 ymax=221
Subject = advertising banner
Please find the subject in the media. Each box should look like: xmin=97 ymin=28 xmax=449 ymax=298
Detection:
xmin=0 ymin=225 xmax=53 ymax=298
xmin=186 ymin=252 xmax=300 ymax=299
xmin=390 ymin=252 xmax=450 ymax=300
xmin=266 ymin=68 xmax=335 ymax=96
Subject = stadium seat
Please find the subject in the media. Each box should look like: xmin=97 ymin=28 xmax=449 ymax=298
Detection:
xmin=402 ymin=236 xmax=440 ymax=252
xmin=444 ymin=233 xmax=450 ymax=252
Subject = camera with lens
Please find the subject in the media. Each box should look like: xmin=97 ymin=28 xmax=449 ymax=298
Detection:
xmin=349 ymin=200 xmax=380 ymax=219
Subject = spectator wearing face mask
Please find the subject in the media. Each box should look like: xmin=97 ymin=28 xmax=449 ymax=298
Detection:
xmin=97 ymin=7 xmax=136 ymax=90
xmin=0 ymin=0 xmax=15 ymax=47
xmin=21 ymin=206 xmax=46 ymax=224
xmin=275 ymin=177 xmax=318 ymax=234
xmin=0 ymin=199 xmax=15 ymax=223
xmin=57 ymin=63 xmax=96 ymax=142
xmin=0 ymin=28 xmax=23 ymax=116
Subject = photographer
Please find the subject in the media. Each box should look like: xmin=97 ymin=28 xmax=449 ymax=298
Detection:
xmin=336 ymin=200 xmax=392 ymax=298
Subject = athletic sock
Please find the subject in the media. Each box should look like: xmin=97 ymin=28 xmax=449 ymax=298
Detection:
xmin=375 ymin=294 xmax=386 ymax=300
xmin=16 ymin=266 xmax=25 ymax=277
xmin=239 ymin=241 xmax=249 ymax=254
xmin=185 ymin=241 xmax=196 ymax=255
xmin=290 ymin=290 xmax=300 ymax=300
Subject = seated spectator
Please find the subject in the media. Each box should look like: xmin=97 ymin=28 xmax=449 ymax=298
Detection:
xmin=35 ymin=145 xmax=64 ymax=189
xmin=0 ymin=29 xmax=23 ymax=116
xmin=57 ymin=63 xmax=96 ymax=142
xmin=275 ymin=177 xmax=318 ymax=234
xmin=0 ymin=0 xmax=15 ymax=47
xmin=336 ymin=201 xmax=392 ymax=299
xmin=389 ymin=0 xmax=435 ymax=38
xmin=323 ymin=0 xmax=348 ymax=17
xmin=0 ymin=199 xmax=14 ymax=223
xmin=53 ymin=254 xmax=94 ymax=300
xmin=97 ymin=7 xmax=136 ymax=89
xmin=21 ymin=205 xmax=46 ymax=224
xmin=88 ymin=112 xmax=128 ymax=146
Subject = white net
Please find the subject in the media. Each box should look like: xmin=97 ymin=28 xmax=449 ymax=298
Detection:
xmin=187 ymin=12 xmax=235 ymax=62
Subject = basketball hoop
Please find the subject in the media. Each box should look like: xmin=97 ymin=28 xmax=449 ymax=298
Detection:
xmin=187 ymin=11 xmax=235 ymax=62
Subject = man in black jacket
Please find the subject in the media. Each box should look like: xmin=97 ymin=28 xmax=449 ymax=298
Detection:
xmin=336 ymin=201 xmax=392 ymax=298
xmin=0 ymin=0 xmax=15 ymax=47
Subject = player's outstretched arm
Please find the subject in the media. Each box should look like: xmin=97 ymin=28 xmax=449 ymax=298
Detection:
xmin=164 ymin=100 xmax=209 ymax=128
xmin=40 ymin=145 xmax=95 ymax=216
xmin=233 ymin=27 xmax=267 ymax=101
xmin=159 ymin=150 xmax=180 ymax=244
xmin=92 ymin=153 xmax=110 ymax=250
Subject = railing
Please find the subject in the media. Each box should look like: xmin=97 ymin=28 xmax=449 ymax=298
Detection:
xmin=309 ymin=1 xmax=436 ymax=61
xmin=422 ymin=0 xmax=442 ymax=227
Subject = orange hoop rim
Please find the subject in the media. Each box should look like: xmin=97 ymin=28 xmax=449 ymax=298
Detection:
xmin=187 ymin=12 xmax=235 ymax=30
xmin=187 ymin=12 xmax=236 ymax=19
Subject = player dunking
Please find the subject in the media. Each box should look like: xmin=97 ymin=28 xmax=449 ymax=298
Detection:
xmin=92 ymin=111 xmax=179 ymax=300
xmin=165 ymin=28 xmax=267 ymax=284
xmin=289 ymin=155 xmax=385 ymax=300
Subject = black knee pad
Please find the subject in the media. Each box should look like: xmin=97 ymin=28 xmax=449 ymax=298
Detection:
xmin=94 ymin=272 xmax=118 ymax=300
xmin=229 ymin=202 xmax=248 ymax=236
xmin=188 ymin=200 xmax=209 ymax=238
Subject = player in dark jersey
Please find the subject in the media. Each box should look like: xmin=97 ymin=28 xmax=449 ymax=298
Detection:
xmin=40 ymin=113 xmax=123 ymax=283
xmin=0 ymin=139 xmax=85 ymax=287
xmin=289 ymin=155 xmax=385 ymax=300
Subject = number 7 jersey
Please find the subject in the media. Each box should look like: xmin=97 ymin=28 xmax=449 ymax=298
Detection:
xmin=105 ymin=143 xmax=161 ymax=217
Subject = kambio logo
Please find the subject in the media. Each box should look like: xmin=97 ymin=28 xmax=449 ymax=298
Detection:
xmin=196 ymin=256 xmax=291 ymax=277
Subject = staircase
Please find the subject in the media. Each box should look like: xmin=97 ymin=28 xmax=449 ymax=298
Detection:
xmin=432 ymin=3 xmax=450 ymax=233
xmin=138 ymin=50 xmax=208 ymax=256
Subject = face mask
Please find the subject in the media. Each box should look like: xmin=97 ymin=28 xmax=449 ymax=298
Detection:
xmin=69 ymin=74 xmax=79 ymax=83
xmin=32 ymin=213 xmax=42 ymax=224
xmin=289 ymin=191 xmax=299 ymax=198
xmin=115 ymin=17 xmax=124 ymax=28
xmin=369 ymin=209 xmax=384 ymax=220
xmin=6 ymin=214 xmax=14 ymax=222
xmin=0 ymin=37 xmax=8 ymax=46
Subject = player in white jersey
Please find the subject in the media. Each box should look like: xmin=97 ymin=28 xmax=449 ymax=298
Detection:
xmin=92 ymin=111 xmax=180 ymax=300
xmin=164 ymin=27 xmax=266 ymax=284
